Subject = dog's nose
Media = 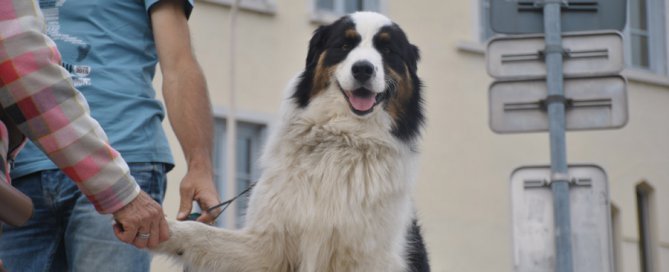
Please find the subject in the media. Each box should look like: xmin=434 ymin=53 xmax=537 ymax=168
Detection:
xmin=352 ymin=60 xmax=374 ymax=83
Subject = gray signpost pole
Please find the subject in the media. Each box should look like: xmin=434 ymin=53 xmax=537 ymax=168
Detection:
xmin=489 ymin=1 xmax=628 ymax=271
xmin=543 ymin=1 xmax=574 ymax=272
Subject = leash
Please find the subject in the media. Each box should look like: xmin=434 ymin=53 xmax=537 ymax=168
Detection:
xmin=186 ymin=182 xmax=257 ymax=221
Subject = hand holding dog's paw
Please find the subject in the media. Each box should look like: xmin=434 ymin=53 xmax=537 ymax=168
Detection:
xmin=112 ymin=191 xmax=169 ymax=249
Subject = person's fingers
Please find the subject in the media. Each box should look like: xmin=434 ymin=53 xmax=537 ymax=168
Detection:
xmin=113 ymin=222 xmax=137 ymax=244
xmin=196 ymin=211 xmax=217 ymax=223
xmin=177 ymin=186 xmax=194 ymax=221
xmin=113 ymin=223 xmax=124 ymax=240
xmin=158 ymin=216 xmax=170 ymax=243
xmin=133 ymin=225 xmax=151 ymax=249
xmin=147 ymin=218 xmax=160 ymax=249
xmin=196 ymin=197 xmax=220 ymax=223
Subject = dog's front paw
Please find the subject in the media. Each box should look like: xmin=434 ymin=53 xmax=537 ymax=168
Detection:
xmin=153 ymin=219 xmax=201 ymax=257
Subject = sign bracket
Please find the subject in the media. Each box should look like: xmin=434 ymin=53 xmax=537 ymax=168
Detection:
xmin=503 ymin=97 xmax=613 ymax=112
xmin=501 ymin=48 xmax=610 ymax=64
xmin=517 ymin=1 xmax=597 ymax=12
xmin=523 ymin=177 xmax=593 ymax=188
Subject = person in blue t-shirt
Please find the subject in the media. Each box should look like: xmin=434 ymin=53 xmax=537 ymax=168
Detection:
xmin=0 ymin=0 xmax=221 ymax=270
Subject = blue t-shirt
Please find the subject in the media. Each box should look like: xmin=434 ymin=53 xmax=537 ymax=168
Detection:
xmin=11 ymin=0 xmax=193 ymax=178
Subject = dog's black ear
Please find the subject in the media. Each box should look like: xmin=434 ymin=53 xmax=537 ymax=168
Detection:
xmin=407 ymin=44 xmax=420 ymax=73
xmin=305 ymin=25 xmax=330 ymax=68
xmin=293 ymin=25 xmax=330 ymax=108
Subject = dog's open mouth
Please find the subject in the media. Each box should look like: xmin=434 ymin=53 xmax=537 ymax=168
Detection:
xmin=340 ymin=86 xmax=386 ymax=116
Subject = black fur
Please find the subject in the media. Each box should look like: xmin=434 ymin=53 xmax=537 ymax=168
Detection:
xmin=373 ymin=24 xmax=424 ymax=142
xmin=406 ymin=220 xmax=431 ymax=272
xmin=293 ymin=17 xmax=358 ymax=108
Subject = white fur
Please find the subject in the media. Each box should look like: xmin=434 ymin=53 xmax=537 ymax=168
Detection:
xmin=154 ymin=12 xmax=420 ymax=272
xmin=335 ymin=12 xmax=391 ymax=94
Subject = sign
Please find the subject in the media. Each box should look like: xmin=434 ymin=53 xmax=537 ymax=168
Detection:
xmin=510 ymin=165 xmax=613 ymax=272
xmin=487 ymin=31 xmax=624 ymax=80
xmin=490 ymin=0 xmax=627 ymax=34
xmin=489 ymin=76 xmax=627 ymax=133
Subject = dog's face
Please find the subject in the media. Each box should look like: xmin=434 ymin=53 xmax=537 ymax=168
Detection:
xmin=292 ymin=12 xmax=424 ymax=142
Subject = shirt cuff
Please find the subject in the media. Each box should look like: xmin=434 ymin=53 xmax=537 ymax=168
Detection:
xmin=89 ymin=177 xmax=141 ymax=214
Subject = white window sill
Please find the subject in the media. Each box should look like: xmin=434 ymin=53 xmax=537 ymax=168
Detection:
xmin=456 ymin=40 xmax=486 ymax=55
xmin=198 ymin=0 xmax=276 ymax=15
xmin=456 ymin=40 xmax=669 ymax=87
xmin=622 ymin=68 xmax=669 ymax=87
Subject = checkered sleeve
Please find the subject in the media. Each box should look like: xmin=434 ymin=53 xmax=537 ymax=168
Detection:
xmin=0 ymin=0 xmax=140 ymax=214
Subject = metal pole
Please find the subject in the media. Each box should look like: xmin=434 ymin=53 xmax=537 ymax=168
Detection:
xmin=543 ymin=1 xmax=574 ymax=272
xmin=226 ymin=0 xmax=242 ymax=228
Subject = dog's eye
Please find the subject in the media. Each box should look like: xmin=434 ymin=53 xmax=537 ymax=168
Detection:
xmin=382 ymin=47 xmax=392 ymax=54
xmin=341 ymin=43 xmax=352 ymax=51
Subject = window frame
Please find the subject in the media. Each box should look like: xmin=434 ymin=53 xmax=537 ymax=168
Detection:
xmin=212 ymin=108 xmax=274 ymax=228
xmin=610 ymin=203 xmax=623 ymax=272
xmin=635 ymin=182 xmax=658 ymax=272
xmin=310 ymin=0 xmax=386 ymax=24
xmin=624 ymin=0 xmax=667 ymax=75
xmin=479 ymin=0 xmax=494 ymax=43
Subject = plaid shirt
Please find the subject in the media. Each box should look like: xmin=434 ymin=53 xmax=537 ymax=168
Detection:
xmin=0 ymin=0 xmax=140 ymax=214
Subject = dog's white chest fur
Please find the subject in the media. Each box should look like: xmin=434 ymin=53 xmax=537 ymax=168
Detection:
xmin=242 ymin=94 xmax=417 ymax=271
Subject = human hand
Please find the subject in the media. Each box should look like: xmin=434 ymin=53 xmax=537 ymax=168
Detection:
xmin=0 ymin=259 xmax=6 ymax=272
xmin=176 ymin=169 xmax=220 ymax=223
xmin=112 ymin=191 xmax=169 ymax=249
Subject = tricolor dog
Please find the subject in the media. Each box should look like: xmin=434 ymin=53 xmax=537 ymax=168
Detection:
xmin=155 ymin=11 xmax=430 ymax=272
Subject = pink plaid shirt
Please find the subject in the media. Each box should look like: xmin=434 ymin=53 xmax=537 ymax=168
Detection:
xmin=0 ymin=0 xmax=140 ymax=214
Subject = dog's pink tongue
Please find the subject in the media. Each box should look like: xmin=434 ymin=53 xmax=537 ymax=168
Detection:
xmin=348 ymin=94 xmax=376 ymax=111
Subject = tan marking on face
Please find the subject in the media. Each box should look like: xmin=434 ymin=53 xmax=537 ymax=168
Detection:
xmin=386 ymin=64 xmax=413 ymax=121
xmin=378 ymin=32 xmax=391 ymax=42
xmin=345 ymin=28 xmax=359 ymax=39
xmin=311 ymin=51 xmax=335 ymax=98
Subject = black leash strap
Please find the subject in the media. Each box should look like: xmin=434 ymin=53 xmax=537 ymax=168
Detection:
xmin=187 ymin=182 xmax=257 ymax=221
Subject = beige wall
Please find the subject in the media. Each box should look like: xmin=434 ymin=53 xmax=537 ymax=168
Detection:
xmin=152 ymin=1 xmax=669 ymax=271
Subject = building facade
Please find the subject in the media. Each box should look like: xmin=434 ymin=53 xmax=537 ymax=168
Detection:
xmin=152 ymin=0 xmax=669 ymax=271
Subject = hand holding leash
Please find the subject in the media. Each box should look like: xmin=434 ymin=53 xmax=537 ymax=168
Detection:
xmin=187 ymin=182 xmax=256 ymax=222
xmin=177 ymin=169 xmax=220 ymax=223
xmin=112 ymin=191 xmax=169 ymax=249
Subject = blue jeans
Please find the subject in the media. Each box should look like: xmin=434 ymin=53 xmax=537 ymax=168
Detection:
xmin=0 ymin=163 xmax=167 ymax=272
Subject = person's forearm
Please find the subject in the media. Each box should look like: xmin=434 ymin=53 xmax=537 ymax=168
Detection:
xmin=151 ymin=0 xmax=219 ymax=222
xmin=0 ymin=0 xmax=140 ymax=213
xmin=162 ymin=60 xmax=214 ymax=172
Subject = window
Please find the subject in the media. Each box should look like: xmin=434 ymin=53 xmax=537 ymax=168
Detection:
xmin=201 ymin=0 xmax=276 ymax=14
xmin=628 ymin=0 xmax=651 ymax=67
xmin=625 ymin=0 xmax=666 ymax=74
xmin=635 ymin=182 xmax=656 ymax=272
xmin=480 ymin=0 xmax=494 ymax=42
xmin=313 ymin=0 xmax=382 ymax=22
xmin=213 ymin=118 xmax=267 ymax=228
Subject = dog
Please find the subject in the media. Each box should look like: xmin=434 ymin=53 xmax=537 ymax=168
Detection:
xmin=154 ymin=11 xmax=429 ymax=272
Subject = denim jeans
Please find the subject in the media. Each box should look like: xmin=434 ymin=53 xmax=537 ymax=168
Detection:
xmin=0 ymin=163 xmax=167 ymax=272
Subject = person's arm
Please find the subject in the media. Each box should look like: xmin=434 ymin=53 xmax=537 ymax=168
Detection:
xmin=150 ymin=0 xmax=220 ymax=223
xmin=0 ymin=0 xmax=168 ymax=249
